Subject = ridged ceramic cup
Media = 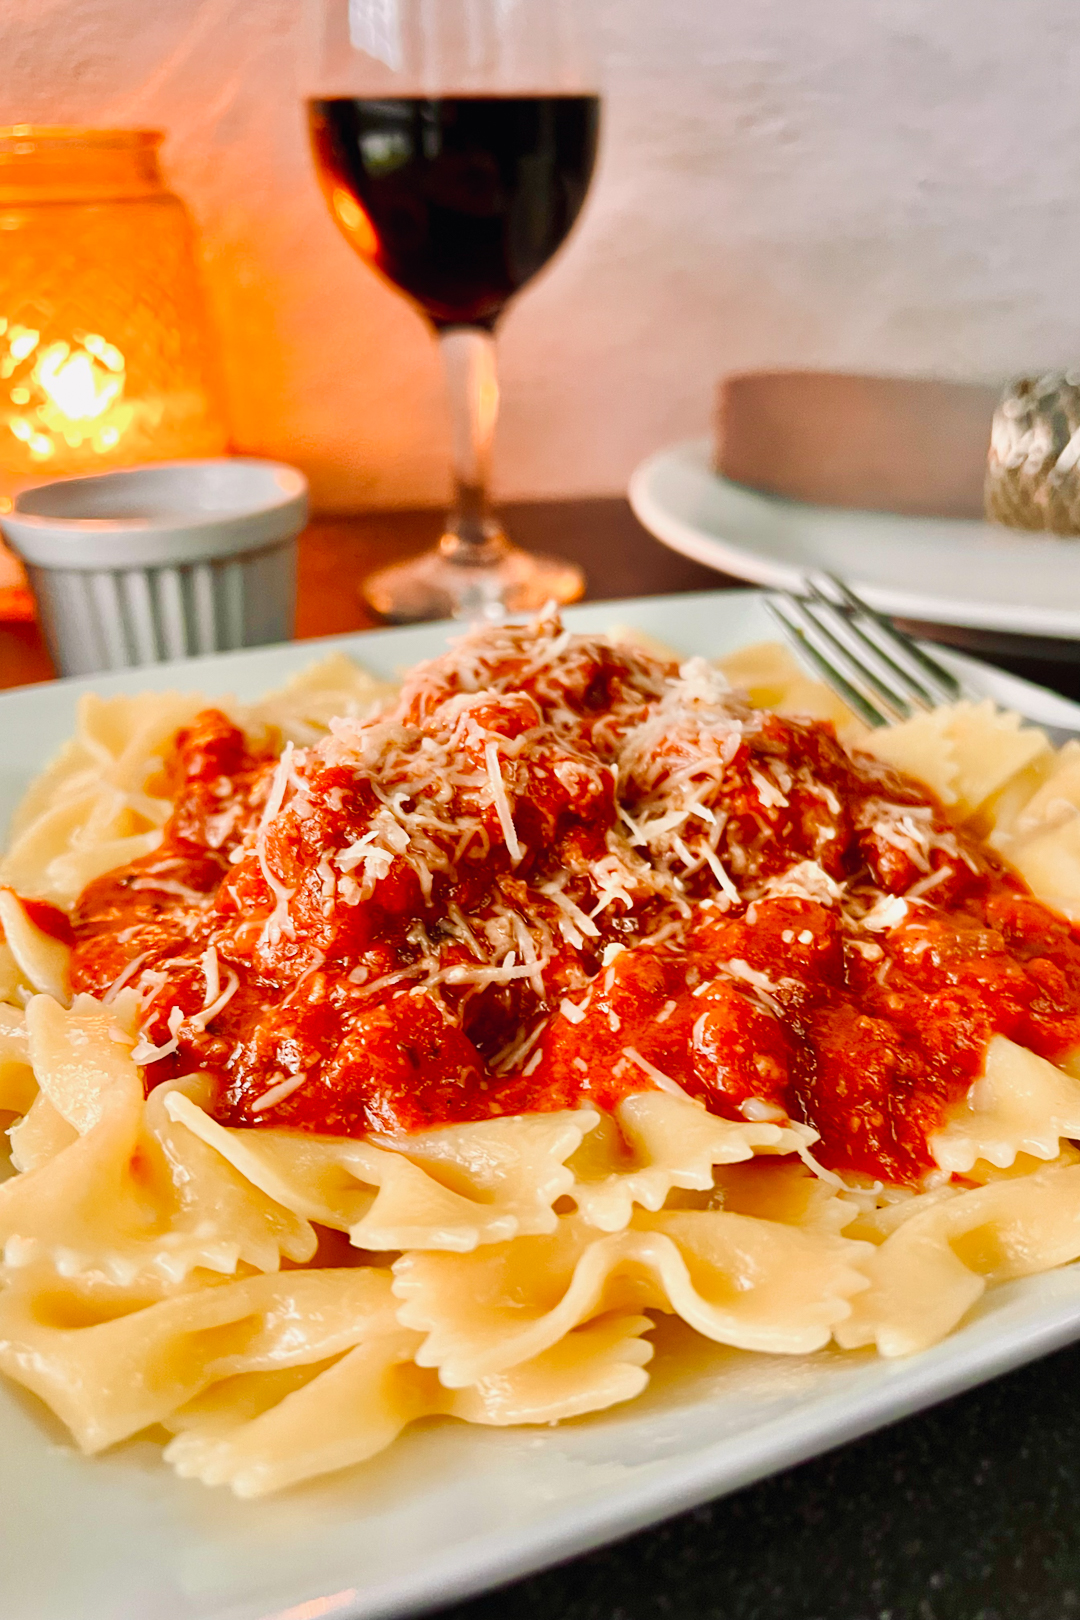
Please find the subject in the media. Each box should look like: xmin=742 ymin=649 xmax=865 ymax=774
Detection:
xmin=1 ymin=458 xmax=308 ymax=677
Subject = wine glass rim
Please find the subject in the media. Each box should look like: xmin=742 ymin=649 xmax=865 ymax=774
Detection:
xmin=306 ymin=88 xmax=600 ymax=98
xmin=302 ymin=0 xmax=601 ymax=96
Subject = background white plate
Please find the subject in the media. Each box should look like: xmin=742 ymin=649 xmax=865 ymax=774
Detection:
xmin=629 ymin=439 xmax=1080 ymax=640
xmin=6 ymin=590 xmax=1080 ymax=1620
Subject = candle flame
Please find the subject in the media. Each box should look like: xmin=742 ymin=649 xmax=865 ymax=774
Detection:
xmin=36 ymin=342 xmax=123 ymax=422
xmin=2 ymin=327 xmax=131 ymax=461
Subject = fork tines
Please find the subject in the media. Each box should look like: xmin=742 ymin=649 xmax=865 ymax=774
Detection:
xmin=764 ymin=572 xmax=963 ymax=729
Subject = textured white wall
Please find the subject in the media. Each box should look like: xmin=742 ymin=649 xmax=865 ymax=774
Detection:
xmin=3 ymin=0 xmax=1080 ymax=509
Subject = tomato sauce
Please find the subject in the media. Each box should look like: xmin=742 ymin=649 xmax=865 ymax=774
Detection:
xmin=64 ymin=624 xmax=1080 ymax=1186
xmin=11 ymin=894 xmax=74 ymax=946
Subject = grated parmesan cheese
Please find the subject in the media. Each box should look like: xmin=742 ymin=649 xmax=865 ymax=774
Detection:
xmin=484 ymin=739 xmax=523 ymax=865
xmin=740 ymin=1097 xmax=788 ymax=1123
xmin=131 ymin=1004 xmax=185 ymax=1065
xmin=90 ymin=610 xmax=1010 ymax=1168
xmin=622 ymin=1045 xmax=696 ymax=1102
xmin=251 ymin=1071 xmax=309 ymax=1112
xmin=860 ymin=894 xmax=909 ymax=933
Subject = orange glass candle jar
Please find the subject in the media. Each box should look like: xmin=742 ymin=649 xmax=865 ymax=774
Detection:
xmin=0 ymin=127 xmax=228 ymax=493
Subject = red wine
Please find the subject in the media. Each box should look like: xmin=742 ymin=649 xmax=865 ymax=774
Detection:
xmin=308 ymin=95 xmax=600 ymax=329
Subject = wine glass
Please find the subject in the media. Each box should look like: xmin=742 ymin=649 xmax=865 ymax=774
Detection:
xmin=305 ymin=0 xmax=600 ymax=622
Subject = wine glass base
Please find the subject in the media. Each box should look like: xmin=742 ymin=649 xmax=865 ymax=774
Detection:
xmin=362 ymin=543 xmax=585 ymax=624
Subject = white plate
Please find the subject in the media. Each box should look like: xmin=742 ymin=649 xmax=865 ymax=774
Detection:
xmin=6 ymin=590 xmax=1080 ymax=1620
xmin=629 ymin=439 xmax=1080 ymax=639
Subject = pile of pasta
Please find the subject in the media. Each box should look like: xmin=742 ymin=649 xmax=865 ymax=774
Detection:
xmin=4 ymin=641 xmax=1080 ymax=1496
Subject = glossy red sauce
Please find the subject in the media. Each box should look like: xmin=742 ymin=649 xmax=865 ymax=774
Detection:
xmin=63 ymin=625 xmax=1080 ymax=1186
xmin=12 ymin=894 xmax=74 ymax=946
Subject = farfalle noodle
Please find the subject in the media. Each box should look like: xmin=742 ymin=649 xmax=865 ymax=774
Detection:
xmin=3 ymin=633 xmax=1080 ymax=1499
xmin=162 ymin=1310 xmax=655 ymax=1497
xmin=168 ymin=1087 xmax=817 ymax=1251
xmin=836 ymin=1163 xmax=1080 ymax=1356
xmin=931 ymin=1035 xmax=1080 ymax=1174
xmin=0 ymin=995 xmax=314 ymax=1282
xmin=167 ymin=1093 xmax=600 ymax=1251
xmin=0 ymin=658 xmax=394 ymax=907
xmin=564 ymin=1089 xmax=813 ymax=1232
xmin=393 ymin=1210 xmax=872 ymax=1385
xmin=0 ymin=1004 xmax=34 ymax=1116
xmin=0 ymin=890 xmax=70 ymax=1004
xmin=0 ymin=1263 xmax=397 ymax=1452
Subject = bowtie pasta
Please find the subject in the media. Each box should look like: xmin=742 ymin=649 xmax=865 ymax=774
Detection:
xmin=3 ymin=623 xmax=1080 ymax=1497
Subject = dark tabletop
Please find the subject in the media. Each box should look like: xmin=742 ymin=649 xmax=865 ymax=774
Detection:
xmin=443 ymin=1338 xmax=1080 ymax=1620
xmin=0 ymin=496 xmax=733 ymax=691
xmin=4 ymin=497 xmax=1079 ymax=1620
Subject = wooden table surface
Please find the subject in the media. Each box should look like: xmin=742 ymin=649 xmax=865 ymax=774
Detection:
xmin=4 ymin=495 xmax=1079 ymax=703
xmin=0 ymin=498 xmax=728 ymax=691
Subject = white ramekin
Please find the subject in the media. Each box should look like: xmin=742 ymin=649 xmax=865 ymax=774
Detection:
xmin=0 ymin=458 xmax=308 ymax=677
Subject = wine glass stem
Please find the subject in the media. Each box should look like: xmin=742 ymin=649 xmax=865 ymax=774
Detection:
xmin=438 ymin=325 xmax=508 ymax=562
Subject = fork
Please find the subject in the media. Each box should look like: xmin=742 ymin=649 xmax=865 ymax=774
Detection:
xmin=763 ymin=573 xmax=1080 ymax=745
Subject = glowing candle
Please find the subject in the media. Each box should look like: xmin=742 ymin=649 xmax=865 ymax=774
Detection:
xmin=0 ymin=126 xmax=228 ymax=609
